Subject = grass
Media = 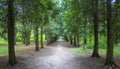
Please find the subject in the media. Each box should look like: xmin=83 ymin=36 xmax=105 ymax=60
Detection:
xmin=0 ymin=38 xmax=8 ymax=44
xmin=0 ymin=46 xmax=24 ymax=56
xmin=0 ymin=38 xmax=24 ymax=56
xmin=0 ymin=35 xmax=46 ymax=56
xmin=0 ymin=41 xmax=23 ymax=45
xmin=0 ymin=46 xmax=8 ymax=55
xmin=72 ymin=35 xmax=120 ymax=56
xmin=0 ymin=38 xmax=23 ymax=45
xmin=71 ymin=44 xmax=120 ymax=56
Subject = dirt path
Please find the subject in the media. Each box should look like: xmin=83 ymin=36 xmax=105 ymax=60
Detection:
xmin=0 ymin=40 xmax=119 ymax=69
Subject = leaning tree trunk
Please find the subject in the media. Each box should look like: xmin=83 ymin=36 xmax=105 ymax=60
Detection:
xmin=105 ymin=0 xmax=115 ymax=66
xmin=8 ymin=0 xmax=17 ymax=65
xmin=91 ymin=0 xmax=100 ymax=58
xmin=41 ymin=26 xmax=44 ymax=48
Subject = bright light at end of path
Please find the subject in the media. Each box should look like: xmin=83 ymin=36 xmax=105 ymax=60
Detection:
xmin=57 ymin=39 xmax=64 ymax=41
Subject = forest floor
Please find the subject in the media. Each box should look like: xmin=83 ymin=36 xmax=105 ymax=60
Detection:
xmin=0 ymin=40 xmax=119 ymax=69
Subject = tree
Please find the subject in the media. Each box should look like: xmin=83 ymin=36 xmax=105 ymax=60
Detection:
xmin=91 ymin=0 xmax=100 ymax=58
xmin=40 ymin=15 xmax=44 ymax=48
xmin=104 ymin=0 xmax=115 ymax=66
xmin=35 ymin=24 xmax=39 ymax=51
xmin=104 ymin=0 xmax=119 ymax=67
xmin=32 ymin=0 xmax=40 ymax=51
xmin=0 ymin=1 xmax=8 ymax=40
xmin=21 ymin=0 xmax=32 ymax=45
xmin=8 ymin=0 xmax=17 ymax=65
xmin=114 ymin=0 xmax=120 ymax=45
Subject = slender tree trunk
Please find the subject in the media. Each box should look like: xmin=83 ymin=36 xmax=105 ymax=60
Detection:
xmin=24 ymin=30 xmax=31 ymax=45
xmin=22 ymin=32 xmax=25 ymax=44
xmin=21 ymin=16 xmax=26 ymax=44
xmin=83 ymin=18 xmax=87 ymax=45
xmin=35 ymin=25 xmax=39 ymax=51
xmin=105 ymin=0 xmax=115 ymax=66
xmin=91 ymin=0 xmax=100 ymax=58
xmin=26 ymin=31 xmax=31 ymax=45
xmin=64 ymin=36 xmax=68 ymax=41
xmin=84 ymin=37 xmax=87 ymax=44
xmin=45 ymin=32 xmax=47 ymax=40
xmin=74 ymin=34 xmax=76 ymax=46
xmin=89 ymin=34 xmax=92 ymax=43
xmin=14 ymin=27 xmax=16 ymax=45
xmin=77 ymin=33 xmax=80 ymax=46
xmin=22 ymin=1 xmax=26 ymax=44
xmin=83 ymin=36 xmax=86 ymax=50
xmin=70 ymin=36 xmax=73 ymax=44
xmin=8 ymin=0 xmax=17 ymax=65
xmin=41 ymin=26 xmax=44 ymax=48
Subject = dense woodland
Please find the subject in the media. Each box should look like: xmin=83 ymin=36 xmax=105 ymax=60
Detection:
xmin=0 ymin=0 xmax=120 ymax=68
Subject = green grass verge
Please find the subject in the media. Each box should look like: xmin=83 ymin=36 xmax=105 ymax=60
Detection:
xmin=0 ymin=40 xmax=23 ymax=45
xmin=0 ymin=46 xmax=24 ymax=56
xmin=71 ymin=44 xmax=120 ymax=56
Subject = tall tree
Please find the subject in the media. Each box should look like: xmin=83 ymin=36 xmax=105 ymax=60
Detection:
xmin=91 ymin=0 xmax=100 ymax=58
xmin=21 ymin=0 xmax=32 ymax=45
xmin=35 ymin=25 xmax=39 ymax=51
xmin=32 ymin=0 xmax=40 ymax=51
xmin=8 ymin=0 xmax=17 ymax=65
xmin=105 ymin=0 xmax=115 ymax=66
xmin=41 ymin=25 xmax=44 ymax=48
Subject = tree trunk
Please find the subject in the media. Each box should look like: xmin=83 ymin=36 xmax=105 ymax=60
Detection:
xmin=14 ymin=27 xmax=16 ymax=45
xmin=22 ymin=30 xmax=26 ymax=44
xmin=74 ymin=34 xmax=76 ymax=46
xmin=105 ymin=0 xmax=115 ymax=66
xmin=8 ymin=0 xmax=17 ymax=65
xmin=35 ymin=25 xmax=39 ymax=51
xmin=24 ymin=30 xmax=31 ymax=45
xmin=83 ymin=19 xmax=87 ymax=44
xmin=41 ymin=26 xmax=44 ymax=48
xmin=77 ymin=33 xmax=80 ymax=46
xmin=89 ymin=34 xmax=92 ymax=43
xmin=83 ymin=35 xmax=86 ymax=50
xmin=45 ymin=32 xmax=47 ymax=40
xmin=84 ymin=37 xmax=87 ymax=44
xmin=91 ymin=0 xmax=100 ymax=58
xmin=26 ymin=31 xmax=31 ymax=45
xmin=70 ymin=36 xmax=73 ymax=44
xmin=64 ymin=36 xmax=68 ymax=41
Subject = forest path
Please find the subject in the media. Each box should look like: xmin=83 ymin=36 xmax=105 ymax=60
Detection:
xmin=6 ymin=40 xmax=110 ymax=69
